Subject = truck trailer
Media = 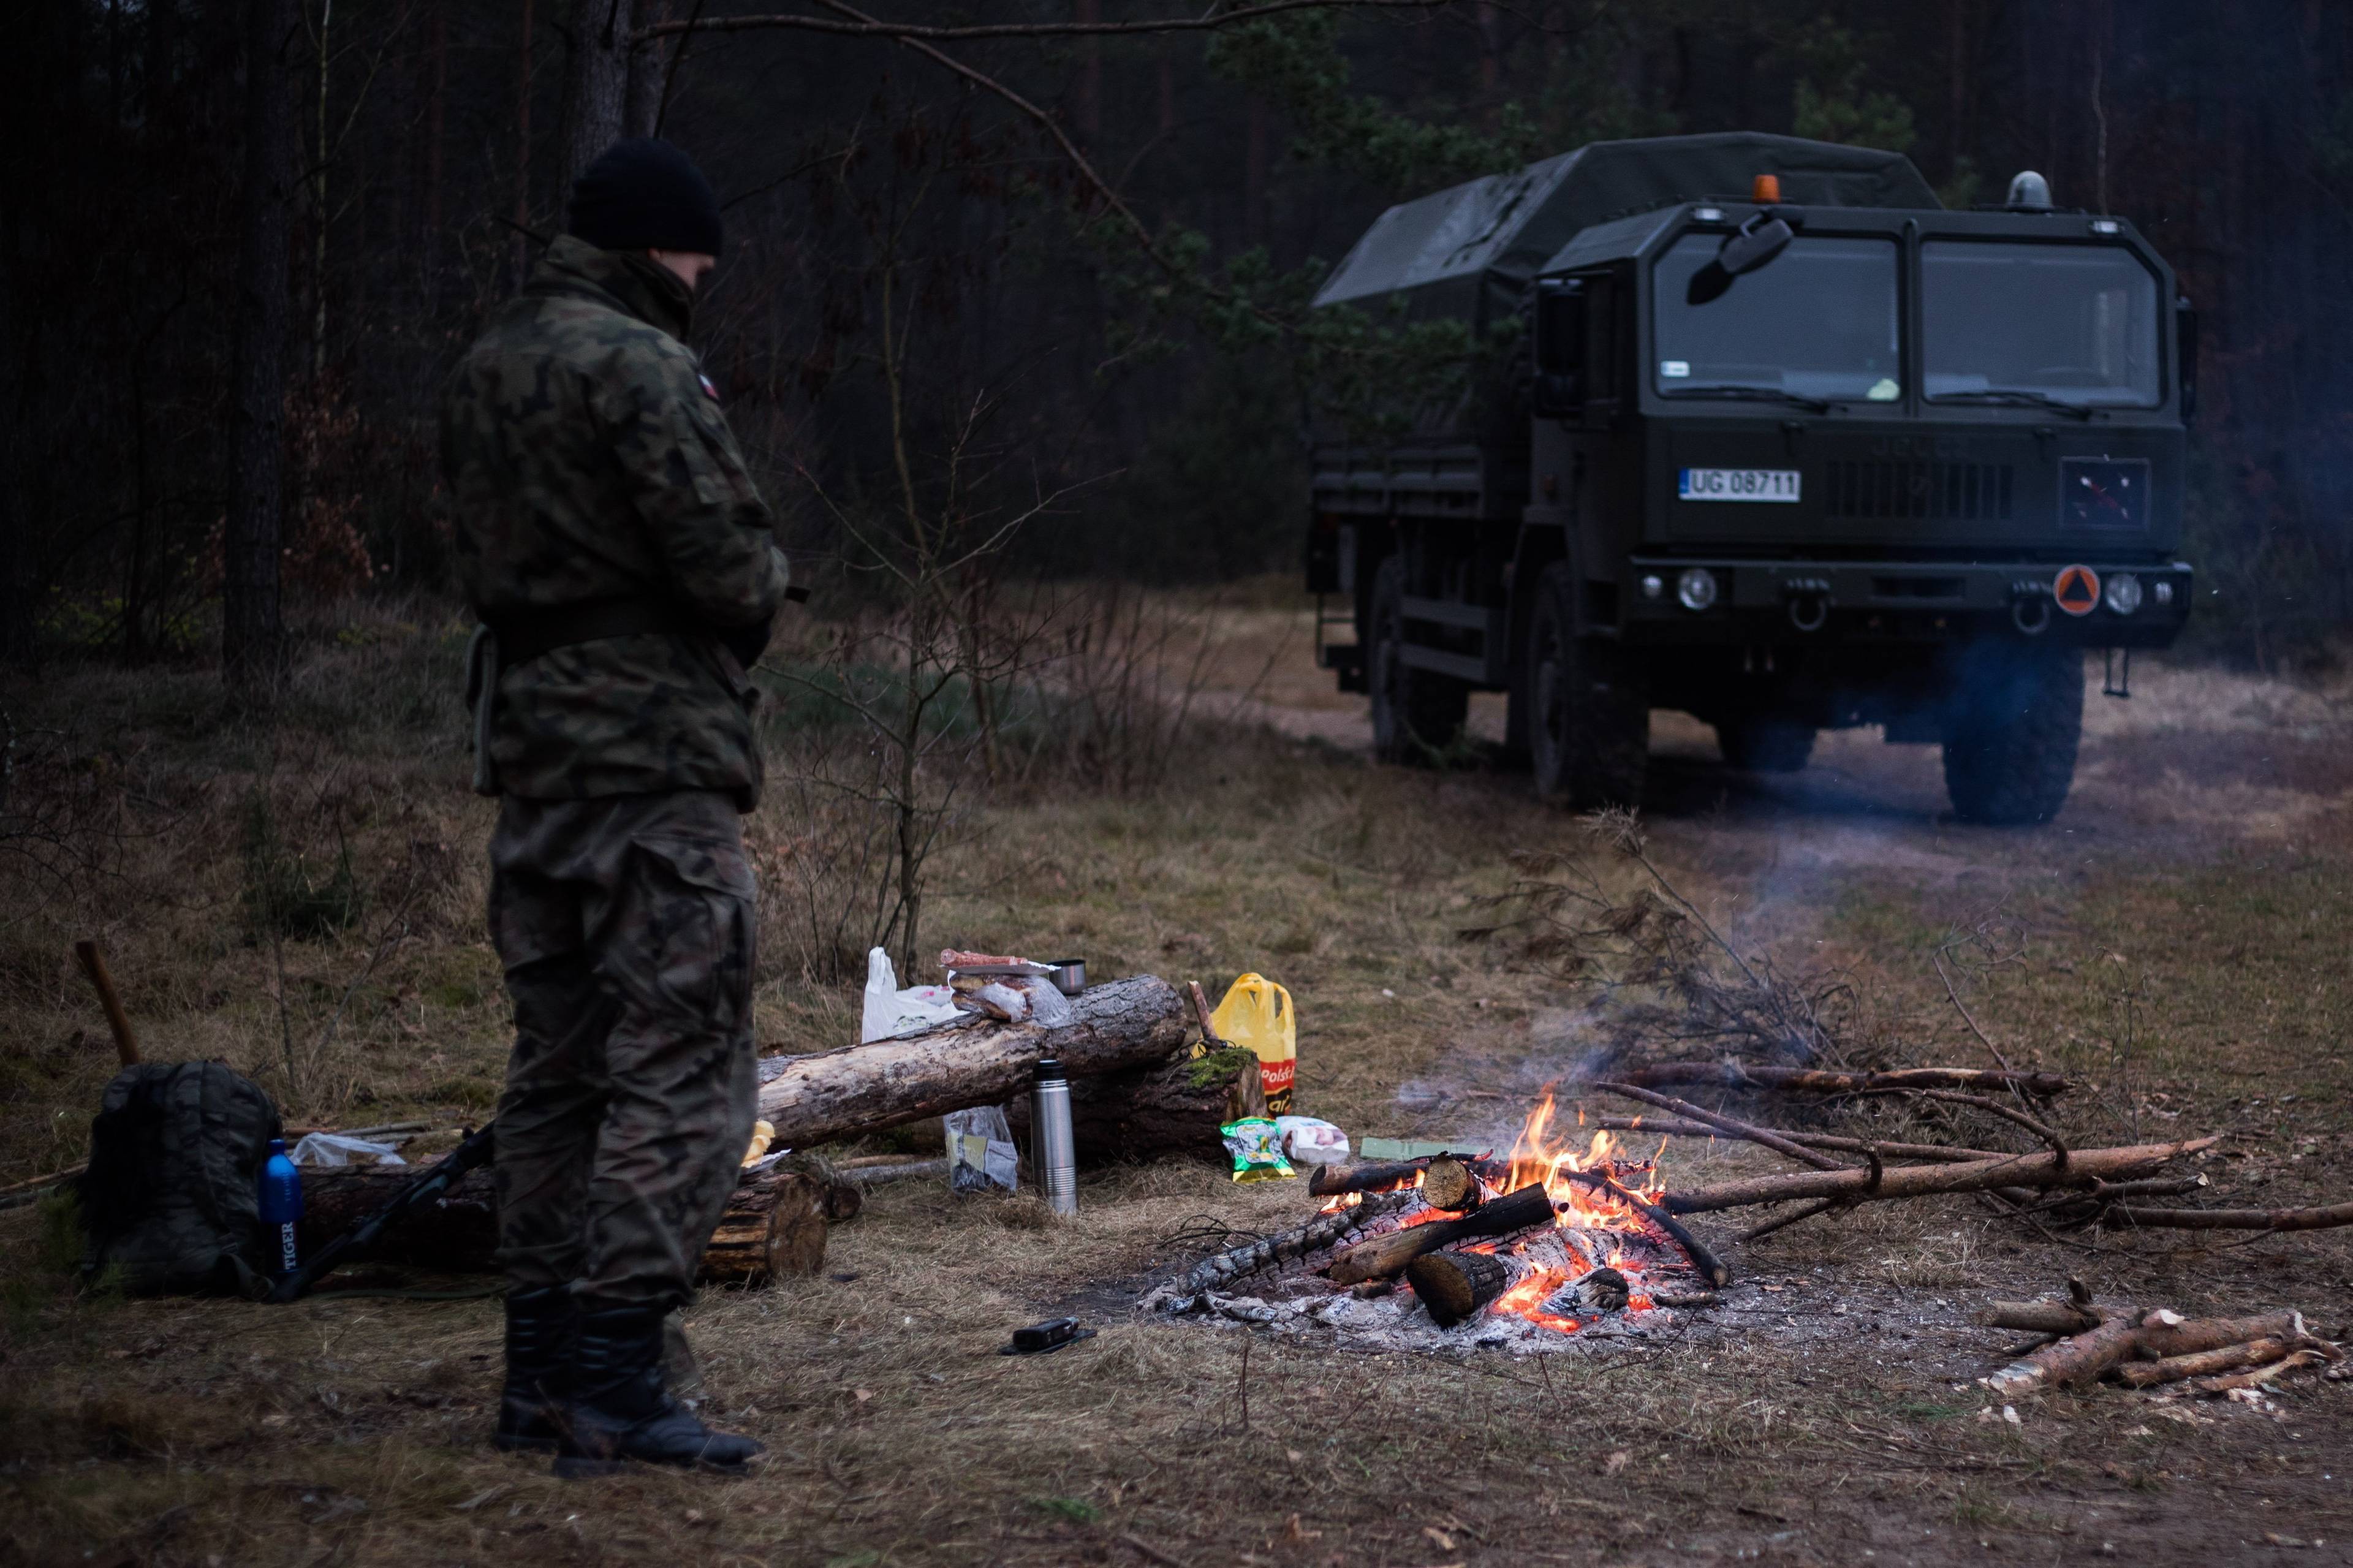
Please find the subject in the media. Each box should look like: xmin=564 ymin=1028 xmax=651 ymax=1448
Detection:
xmin=1306 ymin=131 xmax=2193 ymax=824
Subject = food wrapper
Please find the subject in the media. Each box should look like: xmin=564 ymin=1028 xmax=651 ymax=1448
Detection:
xmin=1221 ymin=1116 xmax=1295 ymax=1184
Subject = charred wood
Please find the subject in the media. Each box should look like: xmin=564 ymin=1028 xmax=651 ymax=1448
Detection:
xmin=1405 ymin=1250 xmax=1510 ymax=1327
xmin=1326 ymin=1184 xmax=1555 ymax=1287
xmin=1308 ymin=1157 xmax=1433 ymax=1198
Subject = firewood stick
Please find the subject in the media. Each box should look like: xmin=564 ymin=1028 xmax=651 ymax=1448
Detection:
xmin=1658 ymin=1138 xmax=2215 ymax=1216
xmin=1591 ymin=1115 xmax=2002 ymax=1165
xmin=74 ymin=940 xmax=140 ymax=1067
xmin=1326 ymin=1184 xmax=1555 ymax=1287
xmin=1980 ymin=1312 xmax=2149 ymax=1396
xmin=2137 ymin=1309 xmax=2308 ymax=1359
xmin=1616 ymin=1063 xmax=2074 ymax=1097
xmin=1307 ymin=1157 xmax=1431 ymax=1198
xmin=1552 ymin=1167 xmax=1730 ymax=1287
xmin=2186 ymin=1349 xmax=2329 ymax=1396
xmin=1404 ymin=1250 xmax=1512 ymax=1328
xmin=1737 ymin=1197 xmax=1843 ymax=1243
xmin=1979 ymin=1300 xmax=2112 ymax=1335
xmin=1591 ymin=1083 xmax=1847 ymax=1172
xmin=1418 ymin=1156 xmax=1480 ymax=1212
xmin=1854 ymin=1086 xmax=2069 ymax=1165
xmin=2098 ymin=1200 xmax=2353 ymax=1232
xmin=1153 ymin=1191 xmax=1415 ymax=1304
xmin=2113 ymin=1338 xmax=2295 ymax=1388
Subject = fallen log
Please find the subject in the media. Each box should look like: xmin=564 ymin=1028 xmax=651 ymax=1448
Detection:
xmin=754 ymin=974 xmax=1189 ymax=1143
xmin=2188 ymin=1349 xmax=2330 ymax=1396
xmin=1419 ymin=1156 xmax=1481 ymax=1213
xmin=1327 ymin=1184 xmax=1556 ymax=1287
xmin=295 ymin=1159 xmax=849 ymax=1286
xmin=1004 ymin=1044 xmax=1256 ymax=1164
xmin=1981 ymin=1312 xmax=2148 ymax=1396
xmin=2097 ymin=1200 xmax=2353 ymax=1232
xmin=2138 ymin=1309 xmax=2306 ymax=1358
xmin=2114 ymin=1338 xmax=2294 ymax=1388
xmin=1658 ymin=1138 xmax=2215 ymax=1216
xmin=1406 ymin=1251 xmax=1510 ymax=1327
xmin=1980 ymin=1300 xmax=2110 ymax=1336
xmin=1616 ymin=1063 xmax=2074 ymax=1098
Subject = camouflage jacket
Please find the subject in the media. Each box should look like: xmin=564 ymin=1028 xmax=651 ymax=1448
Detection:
xmin=441 ymin=236 xmax=789 ymax=808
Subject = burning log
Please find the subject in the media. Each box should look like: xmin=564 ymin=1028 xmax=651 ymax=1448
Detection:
xmin=1308 ymin=1157 xmax=1434 ymax=1199
xmin=1405 ymin=1251 xmax=1510 ymax=1328
xmin=1152 ymin=1191 xmax=1417 ymax=1306
xmin=1326 ymin=1184 xmax=1556 ymax=1287
xmin=1004 ymin=1045 xmax=1258 ymax=1164
xmin=1551 ymin=1166 xmax=1730 ymax=1287
xmin=1615 ymin=1063 xmax=2074 ymax=1097
xmin=1658 ymin=1138 xmax=2215 ymax=1216
xmin=1419 ymin=1156 xmax=1481 ymax=1213
xmin=753 ymin=974 xmax=1189 ymax=1145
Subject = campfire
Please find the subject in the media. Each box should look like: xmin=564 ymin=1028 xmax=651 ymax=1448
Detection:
xmin=1147 ymin=1094 xmax=1718 ymax=1352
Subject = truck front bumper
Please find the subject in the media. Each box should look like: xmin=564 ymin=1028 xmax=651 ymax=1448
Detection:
xmin=1620 ymin=556 xmax=2193 ymax=648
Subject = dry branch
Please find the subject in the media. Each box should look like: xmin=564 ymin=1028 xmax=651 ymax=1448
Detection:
xmin=2098 ymin=1200 xmax=2353 ymax=1232
xmin=1593 ymin=1114 xmax=2002 ymax=1165
xmin=753 ymin=974 xmax=1187 ymax=1142
xmin=1981 ymin=1312 xmax=2147 ymax=1396
xmin=1617 ymin=1063 xmax=2073 ymax=1097
xmin=1658 ymin=1138 xmax=2213 ymax=1216
xmin=2137 ymin=1309 xmax=2307 ymax=1358
xmin=2188 ymin=1349 xmax=2330 ymax=1395
xmin=2114 ymin=1338 xmax=2295 ymax=1388
xmin=1590 ymin=1083 xmax=1847 ymax=1172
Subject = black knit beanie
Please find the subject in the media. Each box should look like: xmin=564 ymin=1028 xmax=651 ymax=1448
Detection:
xmin=566 ymin=138 xmax=724 ymax=257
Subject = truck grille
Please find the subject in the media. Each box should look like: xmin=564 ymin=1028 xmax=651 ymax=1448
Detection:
xmin=1823 ymin=461 xmax=2014 ymax=522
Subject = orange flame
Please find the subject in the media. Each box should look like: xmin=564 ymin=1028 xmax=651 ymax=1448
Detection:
xmin=1470 ymin=1089 xmax=1673 ymax=1335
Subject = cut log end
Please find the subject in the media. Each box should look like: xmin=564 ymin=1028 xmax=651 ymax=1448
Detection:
xmin=1419 ymin=1156 xmax=1479 ymax=1213
xmin=1405 ymin=1251 xmax=1510 ymax=1328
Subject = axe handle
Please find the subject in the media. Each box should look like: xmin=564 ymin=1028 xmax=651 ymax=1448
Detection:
xmin=74 ymin=941 xmax=140 ymax=1067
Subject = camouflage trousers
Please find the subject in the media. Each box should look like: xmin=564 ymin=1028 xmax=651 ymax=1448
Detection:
xmin=487 ymin=789 xmax=757 ymax=1309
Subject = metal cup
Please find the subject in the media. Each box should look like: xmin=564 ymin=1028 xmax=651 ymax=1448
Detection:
xmin=1047 ymin=958 xmax=1087 ymax=997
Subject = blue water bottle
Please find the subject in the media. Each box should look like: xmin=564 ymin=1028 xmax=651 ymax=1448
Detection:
xmin=259 ymin=1138 xmax=303 ymax=1276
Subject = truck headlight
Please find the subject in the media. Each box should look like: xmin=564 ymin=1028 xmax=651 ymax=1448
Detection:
xmin=1641 ymin=574 xmax=1665 ymax=600
xmin=2104 ymin=572 xmax=2142 ymax=616
xmin=2153 ymin=579 xmax=2173 ymax=607
xmin=1677 ymin=567 xmax=1719 ymax=612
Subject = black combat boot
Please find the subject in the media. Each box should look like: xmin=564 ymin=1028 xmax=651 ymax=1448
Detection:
xmin=553 ymin=1300 xmax=764 ymax=1479
xmin=494 ymin=1286 xmax=575 ymax=1453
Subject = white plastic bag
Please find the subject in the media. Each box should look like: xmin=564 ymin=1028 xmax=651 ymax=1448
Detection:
xmin=1011 ymin=975 xmax=1073 ymax=1029
xmin=945 ymin=1104 xmax=1019 ymax=1193
xmin=290 ymin=1132 xmax=407 ymax=1167
xmin=1274 ymin=1116 xmax=1349 ymax=1167
xmin=861 ymin=947 xmax=965 ymax=1042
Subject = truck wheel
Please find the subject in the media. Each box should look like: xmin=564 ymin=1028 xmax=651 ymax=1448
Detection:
xmin=1716 ymin=719 xmax=1816 ymax=773
xmin=1528 ymin=563 xmax=1648 ymax=808
xmin=1368 ymin=556 xmax=1468 ymax=764
xmin=1941 ymin=642 xmax=2083 ymax=825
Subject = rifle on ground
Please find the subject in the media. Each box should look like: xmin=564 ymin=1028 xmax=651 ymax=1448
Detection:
xmin=267 ymin=1124 xmax=497 ymax=1303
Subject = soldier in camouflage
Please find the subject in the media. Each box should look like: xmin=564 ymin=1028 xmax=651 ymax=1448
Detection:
xmin=439 ymin=137 xmax=786 ymax=1479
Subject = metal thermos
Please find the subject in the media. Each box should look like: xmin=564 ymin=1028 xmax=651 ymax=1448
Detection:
xmin=1031 ymin=1057 xmax=1077 ymax=1216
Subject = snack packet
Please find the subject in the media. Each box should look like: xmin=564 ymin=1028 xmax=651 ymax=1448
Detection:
xmin=1221 ymin=1116 xmax=1295 ymax=1184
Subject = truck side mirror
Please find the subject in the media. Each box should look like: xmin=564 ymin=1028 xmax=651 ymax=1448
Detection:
xmin=1533 ymin=278 xmax=1585 ymax=415
xmin=2175 ymin=296 xmax=2198 ymax=423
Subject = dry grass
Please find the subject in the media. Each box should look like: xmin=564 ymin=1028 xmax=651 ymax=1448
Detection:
xmin=4 ymin=594 xmax=2353 ymax=1566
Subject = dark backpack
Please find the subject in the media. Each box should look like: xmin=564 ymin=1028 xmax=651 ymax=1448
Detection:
xmin=78 ymin=1062 xmax=283 ymax=1296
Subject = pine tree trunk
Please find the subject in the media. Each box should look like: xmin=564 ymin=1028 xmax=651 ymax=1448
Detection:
xmin=224 ymin=0 xmax=295 ymax=689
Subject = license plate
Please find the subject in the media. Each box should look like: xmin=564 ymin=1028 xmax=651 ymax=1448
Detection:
xmin=1679 ymin=468 xmax=1800 ymax=502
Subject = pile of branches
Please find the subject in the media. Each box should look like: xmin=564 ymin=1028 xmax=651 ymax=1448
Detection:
xmin=1979 ymin=1279 xmax=2344 ymax=1399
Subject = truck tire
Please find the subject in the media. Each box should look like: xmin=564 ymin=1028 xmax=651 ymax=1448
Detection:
xmin=1941 ymin=642 xmax=2083 ymax=825
xmin=1716 ymin=718 xmax=1816 ymax=773
xmin=1368 ymin=555 xmax=1468 ymax=763
xmin=1528 ymin=562 xmax=1648 ymax=808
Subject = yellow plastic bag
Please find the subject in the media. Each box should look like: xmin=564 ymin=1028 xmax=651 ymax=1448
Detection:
xmin=1211 ymin=974 xmax=1295 ymax=1116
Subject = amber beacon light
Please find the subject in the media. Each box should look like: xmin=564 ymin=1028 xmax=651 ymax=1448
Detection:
xmin=1751 ymin=173 xmax=1781 ymax=203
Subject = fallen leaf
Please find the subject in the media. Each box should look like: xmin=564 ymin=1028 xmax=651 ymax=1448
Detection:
xmin=1422 ymin=1526 xmax=1455 ymax=1551
xmin=1283 ymin=1513 xmax=1322 ymax=1543
xmin=853 ymin=1388 xmax=872 ymax=1403
xmin=1286 ymin=1449 xmax=1303 ymax=1463
xmin=1604 ymin=1450 xmax=1631 ymax=1475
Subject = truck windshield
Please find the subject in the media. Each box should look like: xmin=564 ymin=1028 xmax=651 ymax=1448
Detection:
xmin=1652 ymin=234 xmax=1900 ymax=403
xmin=1923 ymin=241 xmax=2160 ymax=407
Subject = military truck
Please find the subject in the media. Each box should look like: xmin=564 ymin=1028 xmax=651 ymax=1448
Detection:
xmin=1305 ymin=132 xmax=2193 ymax=824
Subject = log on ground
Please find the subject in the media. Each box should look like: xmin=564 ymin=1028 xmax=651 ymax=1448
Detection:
xmin=1659 ymin=1138 xmax=2215 ymax=1216
xmin=1616 ymin=1063 xmax=2074 ymax=1097
xmin=754 ymin=974 xmax=1189 ymax=1146
xmin=1980 ymin=1312 xmax=2148 ymax=1396
xmin=2113 ymin=1338 xmax=2295 ymax=1388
